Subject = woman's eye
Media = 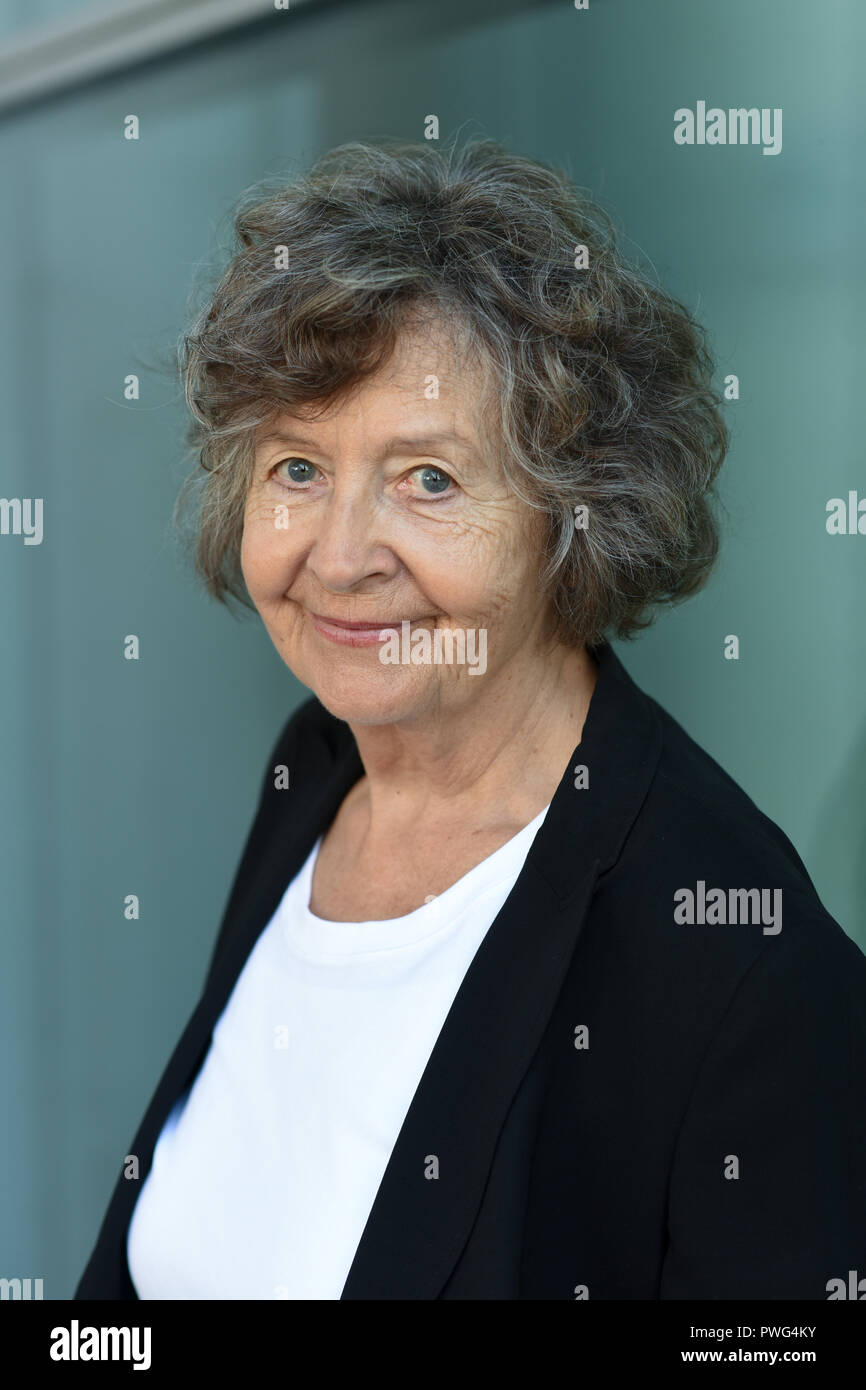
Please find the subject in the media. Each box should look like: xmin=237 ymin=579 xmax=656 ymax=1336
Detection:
xmin=270 ymin=458 xmax=454 ymax=496
xmin=407 ymin=465 xmax=454 ymax=497
xmin=275 ymin=457 xmax=318 ymax=486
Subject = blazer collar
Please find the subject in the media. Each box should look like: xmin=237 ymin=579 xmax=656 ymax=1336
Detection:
xmin=521 ymin=638 xmax=664 ymax=895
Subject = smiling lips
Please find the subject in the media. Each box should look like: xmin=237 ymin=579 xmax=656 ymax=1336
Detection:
xmin=310 ymin=612 xmax=428 ymax=647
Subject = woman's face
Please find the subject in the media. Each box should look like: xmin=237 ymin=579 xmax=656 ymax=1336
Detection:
xmin=241 ymin=317 xmax=555 ymax=726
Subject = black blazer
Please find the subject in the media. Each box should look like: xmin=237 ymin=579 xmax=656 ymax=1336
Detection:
xmin=76 ymin=641 xmax=866 ymax=1299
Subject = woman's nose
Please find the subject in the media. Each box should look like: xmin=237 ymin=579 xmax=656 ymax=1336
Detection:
xmin=306 ymin=492 xmax=398 ymax=591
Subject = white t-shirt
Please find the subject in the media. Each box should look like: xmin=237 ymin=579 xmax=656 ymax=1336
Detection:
xmin=127 ymin=803 xmax=550 ymax=1300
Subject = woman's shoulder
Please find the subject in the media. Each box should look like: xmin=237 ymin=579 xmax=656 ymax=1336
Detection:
xmin=604 ymin=688 xmax=864 ymax=979
xmin=648 ymin=697 xmax=817 ymax=884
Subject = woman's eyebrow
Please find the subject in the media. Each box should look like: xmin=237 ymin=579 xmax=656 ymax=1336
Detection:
xmin=378 ymin=431 xmax=477 ymax=456
xmin=256 ymin=429 xmax=478 ymax=457
xmin=256 ymin=429 xmax=320 ymax=449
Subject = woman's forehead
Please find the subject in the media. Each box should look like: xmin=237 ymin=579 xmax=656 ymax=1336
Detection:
xmin=256 ymin=325 xmax=495 ymax=445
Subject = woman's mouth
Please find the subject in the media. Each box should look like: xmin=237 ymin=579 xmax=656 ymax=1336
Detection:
xmin=310 ymin=613 xmax=429 ymax=647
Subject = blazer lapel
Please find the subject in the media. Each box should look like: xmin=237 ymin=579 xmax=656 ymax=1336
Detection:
xmin=340 ymin=641 xmax=663 ymax=1298
xmin=339 ymin=856 xmax=601 ymax=1299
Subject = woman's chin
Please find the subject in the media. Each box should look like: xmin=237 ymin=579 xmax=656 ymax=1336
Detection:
xmin=306 ymin=667 xmax=436 ymax=726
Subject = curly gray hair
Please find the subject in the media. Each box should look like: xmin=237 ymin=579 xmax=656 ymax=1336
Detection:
xmin=176 ymin=137 xmax=727 ymax=647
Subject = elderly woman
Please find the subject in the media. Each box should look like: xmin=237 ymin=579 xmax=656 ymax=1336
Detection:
xmin=77 ymin=139 xmax=866 ymax=1301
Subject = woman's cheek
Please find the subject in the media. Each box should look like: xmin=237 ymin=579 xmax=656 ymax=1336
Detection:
xmin=241 ymin=497 xmax=296 ymax=587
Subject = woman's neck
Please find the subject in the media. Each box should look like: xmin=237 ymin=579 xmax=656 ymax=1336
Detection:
xmin=346 ymin=642 xmax=599 ymax=835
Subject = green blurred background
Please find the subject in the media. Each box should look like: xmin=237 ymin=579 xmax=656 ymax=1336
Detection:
xmin=0 ymin=0 xmax=863 ymax=1298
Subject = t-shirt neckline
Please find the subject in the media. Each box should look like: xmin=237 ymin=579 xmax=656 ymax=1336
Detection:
xmin=281 ymin=802 xmax=551 ymax=960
